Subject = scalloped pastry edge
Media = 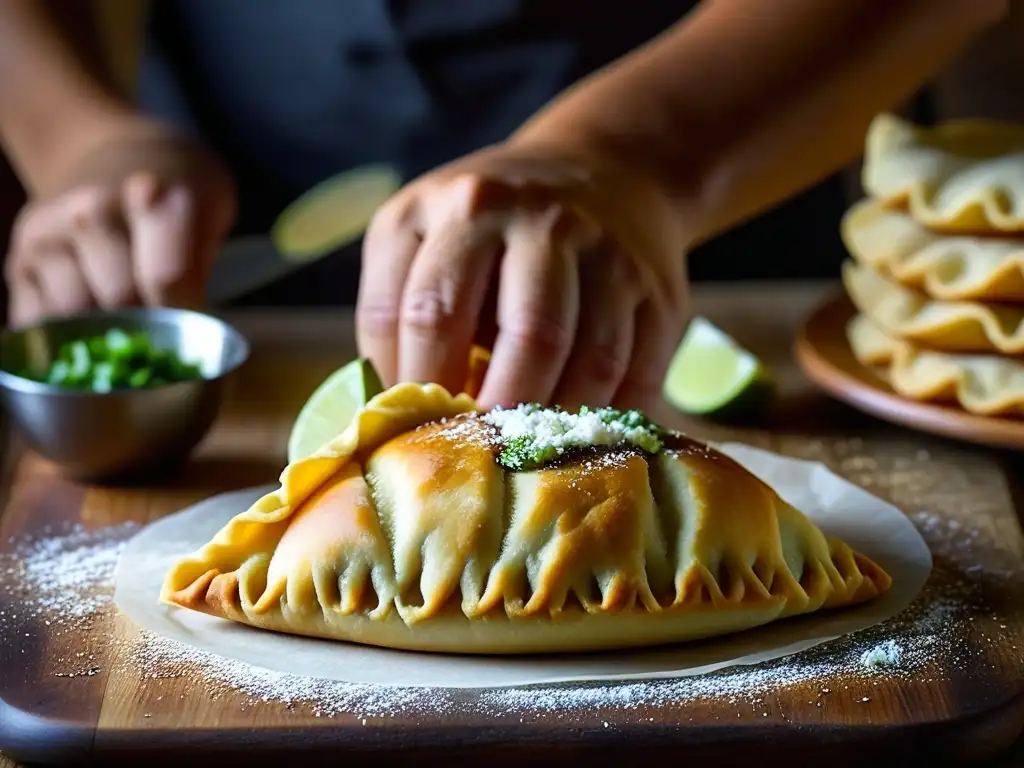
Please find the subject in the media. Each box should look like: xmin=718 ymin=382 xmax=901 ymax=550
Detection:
xmin=847 ymin=313 xmax=1024 ymax=418
xmin=842 ymin=259 xmax=1024 ymax=354
xmin=862 ymin=112 xmax=1024 ymax=233
xmin=159 ymin=384 xmax=892 ymax=654
xmin=842 ymin=197 xmax=1024 ymax=301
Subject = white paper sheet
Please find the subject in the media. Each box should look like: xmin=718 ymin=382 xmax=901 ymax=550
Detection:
xmin=113 ymin=442 xmax=932 ymax=689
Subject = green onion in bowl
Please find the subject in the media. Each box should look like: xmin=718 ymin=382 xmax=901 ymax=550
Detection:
xmin=14 ymin=328 xmax=205 ymax=393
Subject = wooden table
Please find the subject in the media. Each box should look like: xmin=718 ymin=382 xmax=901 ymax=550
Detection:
xmin=2 ymin=280 xmax=1024 ymax=767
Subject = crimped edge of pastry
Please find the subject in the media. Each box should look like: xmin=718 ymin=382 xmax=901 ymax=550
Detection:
xmin=847 ymin=313 xmax=1024 ymax=418
xmin=862 ymin=112 xmax=1024 ymax=234
xmin=159 ymin=384 xmax=892 ymax=655
xmin=842 ymin=259 xmax=1024 ymax=355
xmin=842 ymin=197 xmax=1024 ymax=302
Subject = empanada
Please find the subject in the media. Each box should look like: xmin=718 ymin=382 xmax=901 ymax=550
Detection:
xmin=862 ymin=113 xmax=1024 ymax=233
xmin=847 ymin=313 xmax=1024 ymax=418
xmin=161 ymin=383 xmax=892 ymax=655
xmin=842 ymin=197 xmax=1024 ymax=301
xmin=842 ymin=259 xmax=1024 ymax=355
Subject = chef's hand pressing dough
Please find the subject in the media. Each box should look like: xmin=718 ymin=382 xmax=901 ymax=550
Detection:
xmin=356 ymin=139 xmax=690 ymax=415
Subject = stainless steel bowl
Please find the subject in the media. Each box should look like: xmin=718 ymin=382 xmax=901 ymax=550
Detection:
xmin=0 ymin=307 xmax=250 ymax=483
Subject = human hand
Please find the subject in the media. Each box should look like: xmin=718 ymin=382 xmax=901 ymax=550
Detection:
xmin=5 ymin=121 xmax=236 ymax=327
xmin=356 ymin=139 xmax=690 ymax=413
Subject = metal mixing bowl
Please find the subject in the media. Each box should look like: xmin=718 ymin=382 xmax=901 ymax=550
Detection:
xmin=0 ymin=307 xmax=250 ymax=483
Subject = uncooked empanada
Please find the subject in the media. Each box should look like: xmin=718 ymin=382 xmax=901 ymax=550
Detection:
xmin=842 ymin=259 xmax=1024 ymax=354
xmin=847 ymin=313 xmax=1024 ymax=417
xmin=862 ymin=113 xmax=1024 ymax=233
xmin=161 ymin=383 xmax=891 ymax=655
xmin=842 ymin=197 xmax=1024 ymax=301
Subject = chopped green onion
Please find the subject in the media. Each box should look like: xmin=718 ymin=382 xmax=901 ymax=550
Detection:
xmin=7 ymin=328 xmax=206 ymax=393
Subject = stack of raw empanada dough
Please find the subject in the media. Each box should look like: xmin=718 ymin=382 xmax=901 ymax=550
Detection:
xmin=840 ymin=113 xmax=1024 ymax=418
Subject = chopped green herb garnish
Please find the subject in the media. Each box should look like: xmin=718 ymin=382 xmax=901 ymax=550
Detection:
xmin=484 ymin=403 xmax=665 ymax=471
xmin=9 ymin=328 xmax=205 ymax=393
xmin=498 ymin=434 xmax=563 ymax=471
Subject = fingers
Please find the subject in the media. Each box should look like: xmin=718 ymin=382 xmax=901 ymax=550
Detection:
xmin=69 ymin=200 xmax=138 ymax=310
xmin=612 ymin=299 xmax=687 ymax=414
xmin=32 ymin=248 xmax=95 ymax=317
xmin=356 ymin=200 xmax=422 ymax=387
xmin=123 ymin=173 xmax=199 ymax=308
xmin=395 ymin=178 xmax=503 ymax=393
xmin=6 ymin=185 xmax=136 ymax=324
xmin=475 ymin=207 xmax=580 ymax=410
xmin=7 ymin=276 xmax=46 ymax=328
xmin=4 ymin=144 xmax=232 ymax=325
xmin=550 ymin=248 xmax=641 ymax=410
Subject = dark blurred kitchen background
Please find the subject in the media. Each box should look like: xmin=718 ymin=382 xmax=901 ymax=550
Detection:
xmin=2 ymin=1 xmax=1023 ymax=319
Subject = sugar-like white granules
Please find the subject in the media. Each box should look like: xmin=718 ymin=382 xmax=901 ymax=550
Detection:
xmin=2 ymin=522 xmax=138 ymax=621
xmin=114 ymin=591 xmax=969 ymax=721
xmin=0 ymin=502 xmax=1018 ymax=722
xmin=860 ymin=639 xmax=903 ymax=669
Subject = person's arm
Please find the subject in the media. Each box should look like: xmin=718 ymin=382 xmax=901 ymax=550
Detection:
xmin=513 ymin=0 xmax=1008 ymax=248
xmin=0 ymin=0 xmax=147 ymax=194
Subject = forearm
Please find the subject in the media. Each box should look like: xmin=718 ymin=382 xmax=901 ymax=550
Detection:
xmin=0 ymin=0 xmax=143 ymax=194
xmin=513 ymin=0 xmax=1008 ymax=248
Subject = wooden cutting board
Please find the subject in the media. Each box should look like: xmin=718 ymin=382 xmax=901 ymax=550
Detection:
xmin=2 ymin=287 xmax=1024 ymax=767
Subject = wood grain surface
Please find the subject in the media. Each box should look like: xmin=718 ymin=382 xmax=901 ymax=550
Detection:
xmin=2 ymin=281 xmax=1024 ymax=767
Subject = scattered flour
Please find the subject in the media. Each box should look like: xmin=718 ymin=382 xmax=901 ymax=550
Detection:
xmin=0 ymin=504 xmax=1019 ymax=722
xmin=2 ymin=522 xmax=137 ymax=619
xmin=859 ymin=639 xmax=903 ymax=669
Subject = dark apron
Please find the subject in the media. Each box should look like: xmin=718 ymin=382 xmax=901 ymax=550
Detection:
xmin=135 ymin=0 xmax=850 ymax=306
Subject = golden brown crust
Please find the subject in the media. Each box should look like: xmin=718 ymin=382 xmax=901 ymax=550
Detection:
xmin=161 ymin=385 xmax=892 ymax=655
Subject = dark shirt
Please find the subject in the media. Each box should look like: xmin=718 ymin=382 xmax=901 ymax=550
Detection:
xmin=136 ymin=0 xmax=852 ymax=305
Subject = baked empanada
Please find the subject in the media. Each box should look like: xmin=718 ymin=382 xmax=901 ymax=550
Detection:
xmin=843 ymin=259 xmax=1024 ymax=355
xmin=847 ymin=313 xmax=1024 ymax=418
xmin=842 ymin=197 xmax=1024 ymax=301
xmin=160 ymin=383 xmax=891 ymax=655
xmin=862 ymin=113 xmax=1024 ymax=233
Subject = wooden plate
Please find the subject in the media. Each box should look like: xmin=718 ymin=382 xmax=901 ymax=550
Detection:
xmin=794 ymin=292 xmax=1024 ymax=451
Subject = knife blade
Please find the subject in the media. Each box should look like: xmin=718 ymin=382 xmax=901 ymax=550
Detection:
xmin=205 ymin=234 xmax=362 ymax=306
xmin=205 ymin=164 xmax=400 ymax=306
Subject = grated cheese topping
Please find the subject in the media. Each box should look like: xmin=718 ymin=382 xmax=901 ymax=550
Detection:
xmin=482 ymin=403 xmax=663 ymax=470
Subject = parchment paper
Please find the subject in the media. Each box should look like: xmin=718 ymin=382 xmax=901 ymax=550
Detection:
xmin=113 ymin=442 xmax=932 ymax=689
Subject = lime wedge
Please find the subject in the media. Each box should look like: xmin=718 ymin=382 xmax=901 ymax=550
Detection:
xmin=271 ymin=164 xmax=402 ymax=260
xmin=663 ymin=316 xmax=774 ymax=417
xmin=286 ymin=358 xmax=385 ymax=463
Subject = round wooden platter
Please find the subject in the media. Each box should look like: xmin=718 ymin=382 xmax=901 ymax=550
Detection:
xmin=794 ymin=292 xmax=1024 ymax=451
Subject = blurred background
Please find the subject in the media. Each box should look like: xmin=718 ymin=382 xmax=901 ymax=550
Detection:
xmin=2 ymin=1 xmax=1023 ymax=318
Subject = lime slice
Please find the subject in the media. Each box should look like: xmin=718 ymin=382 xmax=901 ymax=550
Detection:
xmin=663 ymin=316 xmax=774 ymax=417
xmin=286 ymin=358 xmax=385 ymax=463
xmin=271 ymin=164 xmax=402 ymax=260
